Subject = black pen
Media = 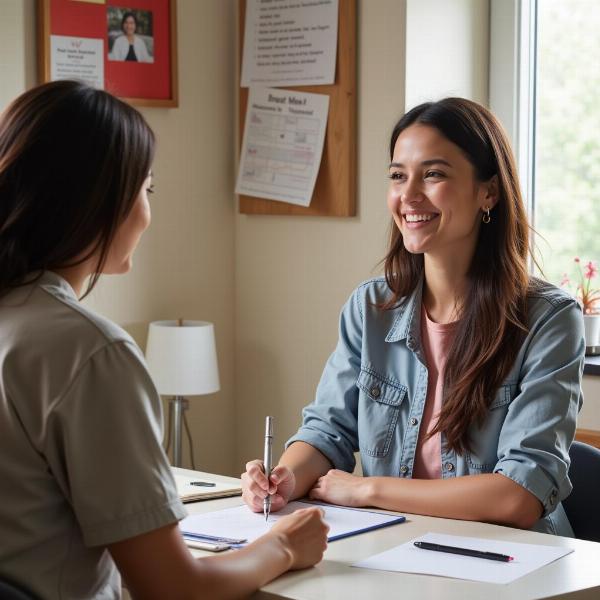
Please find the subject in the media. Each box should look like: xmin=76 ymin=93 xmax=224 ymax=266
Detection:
xmin=414 ymin=541 xmax=514 ymax=562
xmin=190 ymin=481 xmax=216 ymax=487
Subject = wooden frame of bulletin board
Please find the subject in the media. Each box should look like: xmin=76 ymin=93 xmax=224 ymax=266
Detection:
xmin=238 ymin=0 xmax=357 ymax=216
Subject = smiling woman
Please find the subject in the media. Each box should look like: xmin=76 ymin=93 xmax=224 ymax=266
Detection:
xmin=241 ymin=97 xmax=585 ymax=539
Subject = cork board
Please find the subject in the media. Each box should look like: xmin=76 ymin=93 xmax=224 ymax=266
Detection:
xmin=238 ymin=0 xmax=357 ymax=216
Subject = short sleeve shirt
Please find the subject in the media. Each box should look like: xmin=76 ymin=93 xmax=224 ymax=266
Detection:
xmin=0 ymin=272 xmax=187 ymax=599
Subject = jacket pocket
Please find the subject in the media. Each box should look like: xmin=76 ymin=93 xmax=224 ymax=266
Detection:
xmin=466 ymin=384 xmax=513 ymax=471
xmin=356 ymin=367 xmax=406 ymax=457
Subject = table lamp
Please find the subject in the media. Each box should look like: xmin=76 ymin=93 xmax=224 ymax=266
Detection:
xmin=145 ymin=320 xmax=220 ymax=467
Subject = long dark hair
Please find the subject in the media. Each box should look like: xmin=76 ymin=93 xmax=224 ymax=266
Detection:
xmin=0 ymin=80 xmax=155 ymax=298
xmin=382 ymin=97 xmax=530 ymax=453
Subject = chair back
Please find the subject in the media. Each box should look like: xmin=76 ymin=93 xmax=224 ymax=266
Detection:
xmin=0 ymin=578 xmax=38 ymax=600
xmin=563 ymin=440 xmax=600 ymax=542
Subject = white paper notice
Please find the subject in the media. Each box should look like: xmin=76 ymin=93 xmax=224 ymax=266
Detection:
xmin=51 ymin=36 xmax=104 ymax=89
xmin=241 ymin=0 xmax=338 ymax=87
xmin=236 ymin=87 xmax=329 ymax=206
xmin=353 ymin=532 xmax=574 ymax=584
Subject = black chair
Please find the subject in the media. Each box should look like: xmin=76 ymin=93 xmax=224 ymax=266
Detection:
xmin=0 ymin=578 xmax=37 ymax=600
xmin=563 ymin=440 xmax=600 ymax=542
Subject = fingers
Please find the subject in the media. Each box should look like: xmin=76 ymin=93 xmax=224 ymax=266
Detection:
xmin=241 ymin=459 xmax=292 ymax=513
xmin=272 ymin=506 xmax=329 ymax=569
xmin=269 ymin=465 xmax=292 ymax=486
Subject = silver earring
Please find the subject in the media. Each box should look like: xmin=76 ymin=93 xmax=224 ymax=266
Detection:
xmin=482 ymin=207 xmax=491 ymax=224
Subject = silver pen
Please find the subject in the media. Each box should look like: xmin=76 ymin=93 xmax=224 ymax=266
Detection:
xmin=263 ymin=416 xmax=274 ymax=522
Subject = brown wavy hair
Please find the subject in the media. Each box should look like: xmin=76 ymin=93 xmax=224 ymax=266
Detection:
xmin=0 ymin=80 xmax=155 ymax=298
xmin=382 ymin=97 xmax=531 ymax=453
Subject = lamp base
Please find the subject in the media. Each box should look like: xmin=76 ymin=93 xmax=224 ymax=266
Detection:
xmin=169 ymin=395 xmax=189 ymax=467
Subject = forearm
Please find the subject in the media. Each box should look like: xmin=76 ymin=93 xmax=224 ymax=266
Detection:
xmin=112 ymin=525 xmax=292 ymax=600
xmin=193 ymin=532 xmax=292 ymax=599
xmin=279 ymin=441 xmax=332 ymax=499
xmin=366 ymin=473 xmax=542 ymax=529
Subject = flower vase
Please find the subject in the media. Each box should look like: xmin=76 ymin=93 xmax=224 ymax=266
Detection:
xmin=583 ymin=314 xmax=600 ymax=354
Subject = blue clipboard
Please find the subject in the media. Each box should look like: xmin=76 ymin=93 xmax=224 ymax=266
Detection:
xmin=297 ymin=500 xmax=406 ymax=542
xmin=179 ymin=500 xmax=406 ymax=547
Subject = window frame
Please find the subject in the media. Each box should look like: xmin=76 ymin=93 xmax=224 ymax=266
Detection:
xmin=489 ymin=0 xmax=537 ymax=224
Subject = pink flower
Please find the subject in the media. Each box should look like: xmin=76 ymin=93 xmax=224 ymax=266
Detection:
xmin=565 ymin=257 xmax=600 ymax=314
xmin=584 ymin=261 xmax=597 ymax=280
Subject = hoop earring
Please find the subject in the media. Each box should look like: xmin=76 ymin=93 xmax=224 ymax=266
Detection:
xmin=482 ymin=207 xmax=491 ymax=224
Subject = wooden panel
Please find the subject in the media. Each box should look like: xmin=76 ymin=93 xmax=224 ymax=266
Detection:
xmin=575 ymin=428 xmax=600 ymax=449
xmin=238 ymin=0 xmax=356 ymax=216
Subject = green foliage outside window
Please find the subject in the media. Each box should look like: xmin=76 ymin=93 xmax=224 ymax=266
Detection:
xmin=534 ymin=0 xmax=600 ymax=287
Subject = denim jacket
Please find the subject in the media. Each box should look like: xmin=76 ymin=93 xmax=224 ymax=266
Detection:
xmin=287 ymin=277 xmax=585 ymax=536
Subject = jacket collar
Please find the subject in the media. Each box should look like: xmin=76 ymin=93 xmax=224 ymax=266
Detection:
xmin=385 ymin=276 xmax=424 ymax=344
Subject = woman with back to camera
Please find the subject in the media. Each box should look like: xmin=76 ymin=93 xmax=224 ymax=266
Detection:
xmin=242 ymin=97 xmax=585 ymax=536
xmin=0 ymin=80 xmax=328 ymax=599
xmin=110 ymin=11 xmax=153 ymax=63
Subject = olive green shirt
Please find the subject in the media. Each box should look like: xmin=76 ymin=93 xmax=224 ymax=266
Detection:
xmin=0 ymin=272 xmax=186 ymax=599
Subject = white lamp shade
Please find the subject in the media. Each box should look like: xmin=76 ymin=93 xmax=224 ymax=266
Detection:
xmin=145 ymin=320 xmax=220 ymax=396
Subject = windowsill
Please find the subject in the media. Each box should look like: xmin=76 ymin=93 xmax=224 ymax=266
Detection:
xmin=584 ymin=355 xmax=600 ymax=376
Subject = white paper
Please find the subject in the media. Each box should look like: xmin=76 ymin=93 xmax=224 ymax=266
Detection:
xmin=180 ymin=501 xmax=403 ymax=544
xmin=353 ymin=532 xmax=573 ymax=585
xmin=50 ymin=36 xmax=104 ymax=89
xmin=241 ymin=0 xmax=338 ymax=87
xmin=236 ymin=87 xmax=329 ymax=206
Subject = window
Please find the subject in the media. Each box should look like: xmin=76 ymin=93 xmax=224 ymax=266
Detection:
xmin=533 ymin=0 xmax=600 ymax=285
xmin=490 ymin=0 xmax=600 ymax=286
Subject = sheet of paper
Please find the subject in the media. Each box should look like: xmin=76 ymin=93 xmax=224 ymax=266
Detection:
xmin=241 ymin=0 xmax=338 ymax=87
xmin=174 ymin=474 xmax=242 ymax=503
xmin=180 ymin=501 xmax=404 ymax=544
xmin=236 ymin=86 xmax=329 ymax=206
xmin=352 ymin=532 xmax=573 ymax=584
xmin=51 ymin=35 xmax=104 ymax=89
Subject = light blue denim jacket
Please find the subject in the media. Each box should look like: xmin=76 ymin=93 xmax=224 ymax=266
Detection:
xmin=287 ymin=277 xmax=585 ymax=536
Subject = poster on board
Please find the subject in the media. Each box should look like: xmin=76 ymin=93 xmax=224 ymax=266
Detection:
xmin=236 ymin=86 xmax=329 ymax=206
xmin=241 ymin=0 xmax=338 ymax=87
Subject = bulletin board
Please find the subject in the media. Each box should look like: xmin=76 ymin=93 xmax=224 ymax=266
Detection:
xmin=37 ymin=0 xmax=178 ymax=107
xmin=238 ymin=0 xmax=357 ymax=216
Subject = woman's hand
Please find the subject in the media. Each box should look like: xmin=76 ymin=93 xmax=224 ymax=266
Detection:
xmin=268 ymin=507 xmax=329 ymax=570
xmin=308 ymin=469 xmax=371 ymax=507
xmin=241 ymin=459 xmax=296 ymax=513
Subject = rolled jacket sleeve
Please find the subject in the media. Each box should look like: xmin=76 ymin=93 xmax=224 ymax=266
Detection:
xmin=494 ymin=297 xmax=585 ymax=517
xmin=286 ymin=290 xmax=364 ymax=472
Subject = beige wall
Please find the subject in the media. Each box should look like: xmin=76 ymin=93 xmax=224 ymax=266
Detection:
xmin=405 ymin=0 xmax=490 ymax=108
xmin=0 ymin=0 xmax=237 ymax=475
xmin=233 ymin=0 xmax=408 ymax=470
xmin=0 ymin=0 xmax=36 ymax=108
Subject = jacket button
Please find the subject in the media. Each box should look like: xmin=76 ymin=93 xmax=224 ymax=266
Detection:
xmin=410 ymin=417 xmax=418 ymax=426
xmin=400 ymin=464 xmax=408 ymax=474
xmin=445 ymin=462 xmax=454 ymax=472
xmin=370 ymin=386 xmax=381 ymax=398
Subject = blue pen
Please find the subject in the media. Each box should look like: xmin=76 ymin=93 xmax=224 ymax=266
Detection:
xmin=182 ymin=531 xmax=248 ymax=544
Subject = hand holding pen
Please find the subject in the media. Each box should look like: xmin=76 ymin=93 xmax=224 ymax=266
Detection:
xmin=240 ymin=421 xmax=296 ymax=514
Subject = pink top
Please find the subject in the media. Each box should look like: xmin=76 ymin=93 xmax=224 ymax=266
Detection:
xmin=412 ymin=306 xmax=458 ymax=479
